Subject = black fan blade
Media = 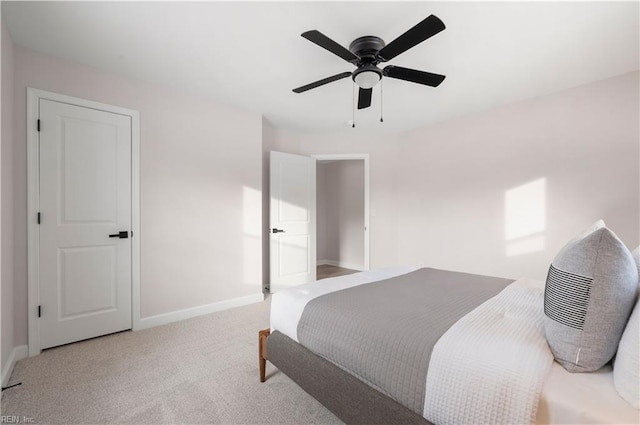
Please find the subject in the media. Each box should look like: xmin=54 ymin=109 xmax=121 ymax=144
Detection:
xmin=302 ymin=30 xmax=359 ymax=63
xmin=383 ymin=65 xmax=445 ymax=87
xmin=378 ymin=15 xmax=445 ymax=62
xmin=293 ymin=72 xmax=352 ymax=93
xmin=357 ymin=88 xmax=373 ymax=109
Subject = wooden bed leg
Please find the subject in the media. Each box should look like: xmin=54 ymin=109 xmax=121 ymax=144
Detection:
xmin=259 ymin=328 xmax=270 ymax=382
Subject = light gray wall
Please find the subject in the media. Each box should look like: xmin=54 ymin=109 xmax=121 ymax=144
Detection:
xmin=1 ymin=13 xmax=15 ymax=374
xmin=336 ymin=160 xmax=365 ymax=268
xmin=317 ymin=161 xmax=364 ymax=268
xmin=316 ymin=163 xmax=330 ymax=261
xmin=9 ymin=44 xmax=263 ymax=348
xmin=396 ymin=72 xmax=640 ymax=281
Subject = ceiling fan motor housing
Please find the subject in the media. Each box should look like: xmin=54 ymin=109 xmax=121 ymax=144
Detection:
xmin=349 ymin=36 xmax=385 ymax=63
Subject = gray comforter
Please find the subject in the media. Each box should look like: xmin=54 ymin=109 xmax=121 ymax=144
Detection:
xmin=297 ymin=268 xmax=512 ymax=414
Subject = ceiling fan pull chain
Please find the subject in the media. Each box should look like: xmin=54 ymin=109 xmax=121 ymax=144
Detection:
xmin=352 ymin=83 xmax=356 ymax=128
xmin=380 ymin=79 xmax=384 ymax=123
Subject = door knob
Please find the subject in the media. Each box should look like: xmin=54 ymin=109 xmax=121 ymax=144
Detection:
xmin=109 ymin=231 xmax=129 ymax=239
xmin=272 ymin=228 xmax=285 ymax=234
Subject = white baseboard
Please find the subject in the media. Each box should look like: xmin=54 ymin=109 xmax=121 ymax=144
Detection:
xmin=137 ymin=293 xmax=265 ymax=330
xmin=2 ymin=345 xmax=28 ymax=387
xmin=316 ymin=259 xmax=365 ymax=271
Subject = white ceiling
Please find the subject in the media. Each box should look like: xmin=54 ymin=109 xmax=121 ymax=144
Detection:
xmin=3 ymin=1 xmax=639 ymax=134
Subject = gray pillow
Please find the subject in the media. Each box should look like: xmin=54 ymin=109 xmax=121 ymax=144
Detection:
xmin=544 ymin=227 xmax=638 ymax=372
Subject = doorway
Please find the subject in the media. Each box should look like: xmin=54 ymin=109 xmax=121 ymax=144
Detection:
xmin=313 ymin=154 xmax=370 ymax=280
xmin=267 ymin=152 xmax=369 ymax=291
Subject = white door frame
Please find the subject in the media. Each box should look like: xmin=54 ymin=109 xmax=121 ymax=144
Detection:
xmin=26 ymin=88 xmax=141 ymax=356
xmin=311 ymin=154 xmax=370 ymax=271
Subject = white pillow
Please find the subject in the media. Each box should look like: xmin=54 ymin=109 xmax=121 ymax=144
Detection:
xmin=613 ymin=246 xmax=640 ymax=409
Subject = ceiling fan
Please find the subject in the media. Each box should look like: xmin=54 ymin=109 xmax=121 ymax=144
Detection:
xmin=293 ymin=15 xmax=446 ymax=110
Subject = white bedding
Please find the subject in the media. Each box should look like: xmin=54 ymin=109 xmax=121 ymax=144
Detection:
xmin=423 ymin=278 xmax=553 ymax=425
xmin=538 ymin=362 xmax=639 ymax=424
xmin=269 ymin=268 xmax=638 ymax=425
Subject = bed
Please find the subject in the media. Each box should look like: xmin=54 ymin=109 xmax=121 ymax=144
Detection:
xmin=259 ymin=266 xmax=639 ymax=425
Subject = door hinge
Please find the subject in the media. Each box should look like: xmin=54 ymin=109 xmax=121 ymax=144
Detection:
xmin=37 ymin=119 xmax=40 ymax=132
xmin=38 ymin=305 xmax=41 ymax=318
xmin=37 ymin=212 xmax=41 ymax=224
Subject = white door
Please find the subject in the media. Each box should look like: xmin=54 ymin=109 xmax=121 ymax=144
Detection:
xmin=270 ymin=151 xmax=316 ymax=292
xmin=39 ymin=99 xmax=132 ymax=349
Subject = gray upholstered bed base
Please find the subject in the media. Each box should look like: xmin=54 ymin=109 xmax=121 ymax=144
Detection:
xmin=267 ymin=330 xmax=432 ymax=425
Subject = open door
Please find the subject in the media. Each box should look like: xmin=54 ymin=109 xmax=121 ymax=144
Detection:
xmin=269 ymin=151 xmax=316 ymax=292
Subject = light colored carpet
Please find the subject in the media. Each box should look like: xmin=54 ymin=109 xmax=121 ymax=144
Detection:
xmin=1 ymin=299 xmax=343 ymax=425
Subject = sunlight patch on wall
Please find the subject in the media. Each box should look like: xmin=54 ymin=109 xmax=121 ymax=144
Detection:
xmin=505 ymin=178 xmax=546 ymax=257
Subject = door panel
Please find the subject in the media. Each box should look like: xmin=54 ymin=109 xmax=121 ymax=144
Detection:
xmin=59 ymin=246 xmax=117 ymax=318
xmin=39 ymin=99 xmax=132 ymax=349
xmin=270 ymin=151 xmax=316 ymax=292
xmin=279 ymin=235 xmax=310 ymax=275
xmin=279 ymin=162 xmax=312 ymax=222
xmin=61 ymin=118 xmax=119 ymax=223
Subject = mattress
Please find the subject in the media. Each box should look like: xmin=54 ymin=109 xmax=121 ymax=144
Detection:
xmin=270 ymin=267 xmax=638 ymax=425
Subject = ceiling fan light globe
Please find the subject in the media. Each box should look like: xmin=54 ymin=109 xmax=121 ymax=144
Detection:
xmin=354 ymin=70 xmax=381 ymax=89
